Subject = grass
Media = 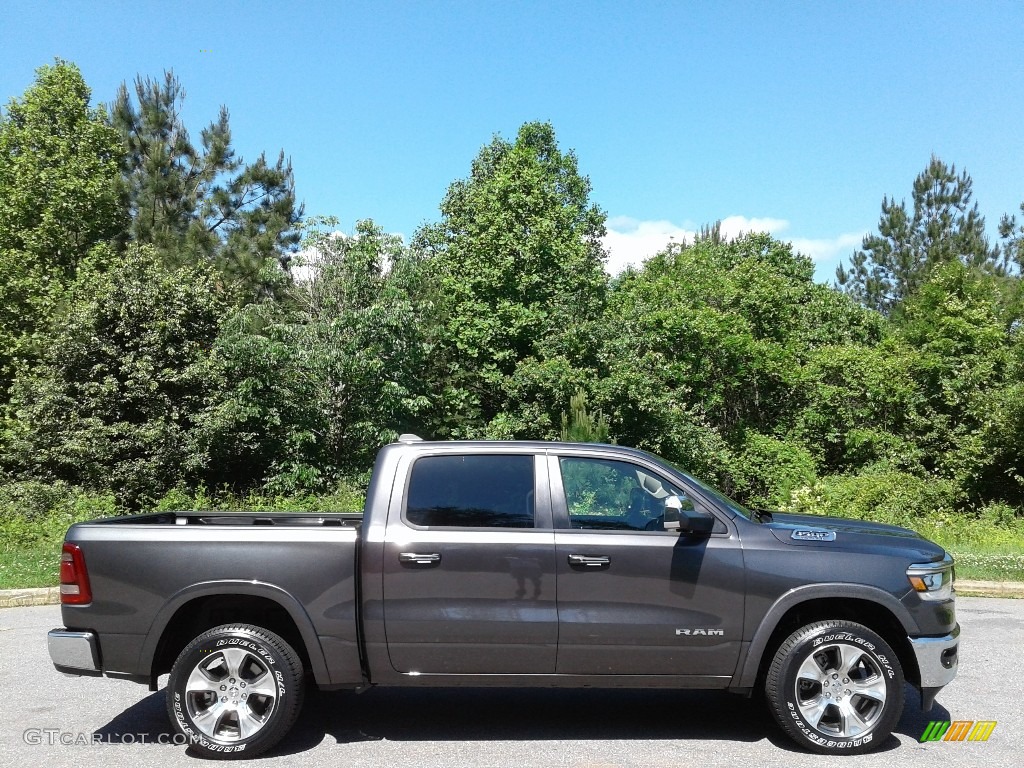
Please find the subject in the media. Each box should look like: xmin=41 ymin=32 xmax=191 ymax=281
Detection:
xmin=945 ymin=550 xmax=1024 ymax=582
xmin=915 ymin=514 xmax=1024 ymax=583
xmin=0 ymin=541 xmax=60 ymax=590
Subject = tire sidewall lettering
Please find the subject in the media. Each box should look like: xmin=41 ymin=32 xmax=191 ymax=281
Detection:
xmin=786 ymin=629 xmax=892 ymax=748
xmin=169 ymin=628 xmax=298 ymax=756
xmin=768 ymin=621 xmax=903 ymax=755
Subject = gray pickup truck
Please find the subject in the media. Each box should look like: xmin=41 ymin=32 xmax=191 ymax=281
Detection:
xmin=48 ymin=437 xmax=959 ymax=758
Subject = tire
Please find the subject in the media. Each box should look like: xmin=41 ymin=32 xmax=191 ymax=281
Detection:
xmin=166 ymin=624 xmax=305 ymax=759
xmin=765 ymin=620 xmax=904 ymax=754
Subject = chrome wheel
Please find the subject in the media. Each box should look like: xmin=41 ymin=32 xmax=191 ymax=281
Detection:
xmin=184 ymin=646 xmax=279 ymax=741
xmin=766 ymin=620 xmax=903 ymax=754
xmin=793 ymin=641 xmax=887 ymax=738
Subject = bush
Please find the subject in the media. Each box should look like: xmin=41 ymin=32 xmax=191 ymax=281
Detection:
xmin=729 ymin=433 xmax=816 ymax=508
xmin=152 ymin=482 xmax=364 ymax=514
xmin=0 ymin=481 xmax=116 ymax=547
xmin=783 ymin=468 xmax=959 ymax=528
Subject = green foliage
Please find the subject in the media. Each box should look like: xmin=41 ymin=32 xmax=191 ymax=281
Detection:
xmin=730 ymin=433 xmax=817 ymax=508
xmin=111 ymin=71 xmax=301 ymax=301
xmin=795 ymin=341 xmax=924 ymax=473
xmin=2 ymin=246 xmax=226 ymax=509
xmin=897 ymin=261 xmax=1011 ymax=491
xmin=0 ymin=481 xmax=115 ymax=547
xmin=597 ymin=233 xmax=881 ymax=489
xmin=0 ymin=60 xmax=125 ymax=386
xmin=196 ymin=219 xmax=428 ymax=494
xmin=783 ymin=468 xmax=960 ymax=529
xmin=415 ymin=122 xmax=607 ymax=438
xmin=998 ymin=202 xmax=1024 ymax=272
xmin=837 ymin=156 xmax=1002 ymax=315
xmin=560 ymin=390 xmax=610 ymax=443
xmin=152 ymin=482 xmax=364 ymax=514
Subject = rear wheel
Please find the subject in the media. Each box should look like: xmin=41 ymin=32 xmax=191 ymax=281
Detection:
xmin=166 ymin=624 xmax=304 ymax=759
xmin=765 ymin=620 xmax=904 ymax=754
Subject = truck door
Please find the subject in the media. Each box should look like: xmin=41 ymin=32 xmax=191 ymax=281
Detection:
xmin=381 ymin=452 xmax=558 ymax=674
xmin=551 ymin=454 xmax=745 ymax=679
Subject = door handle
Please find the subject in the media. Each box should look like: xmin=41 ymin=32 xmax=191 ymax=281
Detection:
xmin=399 ymin=552 xmax=442 ymax=565
xmin=568 ymin=554 xmax=610 ymax=568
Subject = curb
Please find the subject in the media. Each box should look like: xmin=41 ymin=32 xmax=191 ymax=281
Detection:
xmin=956 ymin=579 xmax=1024 ymax=598
xmin=0 ymin=586 xmax=61 ymax=608
xmin=2 ymin=580 xmax=1022 ymax=608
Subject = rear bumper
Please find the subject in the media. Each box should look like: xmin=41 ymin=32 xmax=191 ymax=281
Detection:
xmin=910 ymin=623 xmax=959 ymax=688
xmin=48 ymin=628 xmax=100 ymax=674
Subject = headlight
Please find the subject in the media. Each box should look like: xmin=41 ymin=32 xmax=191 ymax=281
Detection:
xmin=907 ymin=554 xmax=955 ymax=601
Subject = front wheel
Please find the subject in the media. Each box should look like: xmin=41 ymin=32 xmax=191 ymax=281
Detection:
xmin=765 ymin=620 xmax=904 ymax=754
xmin=166 ymin=624 xmax=305 ymax=759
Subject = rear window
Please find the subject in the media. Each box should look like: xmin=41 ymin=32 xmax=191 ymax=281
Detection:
xmin=405 ymin=454 xmax=535 ymax=528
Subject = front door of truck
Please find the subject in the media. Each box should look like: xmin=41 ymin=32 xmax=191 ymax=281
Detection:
xmin=381 ymin=451 xmax=558 ymax=674
xmin=551 ymin=453 xmax=745 ymax=678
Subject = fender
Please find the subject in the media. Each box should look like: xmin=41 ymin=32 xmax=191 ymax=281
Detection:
xmin=138 ymin=579 xmax=332 ymax=686
xmin=732 ymin=582 xmax=917 ymax=689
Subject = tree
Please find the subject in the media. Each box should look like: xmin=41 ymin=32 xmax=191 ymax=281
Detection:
xmin=560 ymin=390 xmax=609 ymax=443
xmin=598 ymin=233 xmax=884 ymax=488
xmin=414 ymin=121 xmax=608 ymax=438
xmin=998 ymin=202 xmax=1024 ymax=272
xmin=2 ymin=246 xmax=226 ymax=508
xmin=196 ymin=219 xmax=428 ymax=492
xmin=898 ymin=261 xmax=1011 ymax=493
xmin=0 ymin=60 xmax=125 ymax=389
xmin=110 ymin=71 xmax=301 ymax=300
xmin=837 ymin=156 xmax=1002 ymax=315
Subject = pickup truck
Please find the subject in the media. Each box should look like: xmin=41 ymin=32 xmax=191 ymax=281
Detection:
xmin=48 ymin=437 xmax=959 ymax=757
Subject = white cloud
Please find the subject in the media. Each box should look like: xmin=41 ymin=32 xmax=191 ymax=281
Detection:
xmin=717 ymin=215 xmax=790 ymax=239
xmin=788 ymin=233 xmax=865 ymax=265
xmin=602 ymin=217 xmax=696 ymax=274
xmin=602 ymin=215 xmax=867 ymax=282
xmin=602 ymin=215 xmax=790 ymax=274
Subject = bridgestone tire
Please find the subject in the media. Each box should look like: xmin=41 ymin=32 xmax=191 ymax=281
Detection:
xmin=765 ymin=620 xmax=904 ymax=754
xmin=166 ymin=624 xmax=305 ymax=759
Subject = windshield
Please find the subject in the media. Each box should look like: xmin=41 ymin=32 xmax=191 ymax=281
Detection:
xmin=681 ymin=471 xmax=754 ymax=520
xmin=638 ymin=449 xmax=754 ymax=520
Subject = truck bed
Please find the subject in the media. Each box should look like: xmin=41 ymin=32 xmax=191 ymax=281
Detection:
xmin=60 ymin=510 xmax=366 ymax=687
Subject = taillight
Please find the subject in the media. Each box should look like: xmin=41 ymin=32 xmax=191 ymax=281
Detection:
xmin=60 ymin=542 xmax=92 ymax=605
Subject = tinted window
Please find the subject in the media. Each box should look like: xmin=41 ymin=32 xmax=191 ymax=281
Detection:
xmin=559 ymin=456 xmax=690 ymax=531
xmin=406 ymin=455 xmax=535 ymax=528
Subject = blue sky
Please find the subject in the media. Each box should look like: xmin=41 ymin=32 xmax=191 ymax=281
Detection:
xmin=3 ymin=0 xmax=1023 ymax=281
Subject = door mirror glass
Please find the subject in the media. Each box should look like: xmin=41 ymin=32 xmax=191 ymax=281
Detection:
xmin=663 ymin=495 xmax=715 ymax=534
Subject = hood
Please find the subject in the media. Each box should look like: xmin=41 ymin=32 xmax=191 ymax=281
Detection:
xmin=761 ymin=511 xmax=946 ymax=560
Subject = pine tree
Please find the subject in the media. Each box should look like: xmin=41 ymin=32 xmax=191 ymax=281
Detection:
xmin=561 ymin=390 xmax=610 ymax=443
xmin=837 ymin=156 xmax=1003 ymax=315
xmin=110 ymin=71 xmax=302 ymax=300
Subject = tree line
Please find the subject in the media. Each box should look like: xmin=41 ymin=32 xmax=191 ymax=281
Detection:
xmin=1 ymin=60 xmax=1022 ymax=525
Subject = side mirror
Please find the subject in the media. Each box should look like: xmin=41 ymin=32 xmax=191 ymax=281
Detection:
xmin=663 ymin=495 xmax=715 ymax=534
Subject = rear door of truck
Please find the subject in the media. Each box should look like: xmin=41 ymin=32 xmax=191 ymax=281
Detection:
xmin=379 ymin=447 xmax=558 ymax=674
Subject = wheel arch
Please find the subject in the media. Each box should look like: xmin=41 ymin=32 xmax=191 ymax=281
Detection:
xmin=734 ymin=584 xmax=920 ymax=691
xmin=141 ymin=581 xmax=331 ymax=688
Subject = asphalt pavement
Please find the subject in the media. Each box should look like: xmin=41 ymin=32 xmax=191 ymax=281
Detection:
xmin=1 ymin=598 xmax=1020 ymax=768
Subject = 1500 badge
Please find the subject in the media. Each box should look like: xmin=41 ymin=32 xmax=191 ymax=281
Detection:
xmin=791 ymin=529 xmax=836 ymax=542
